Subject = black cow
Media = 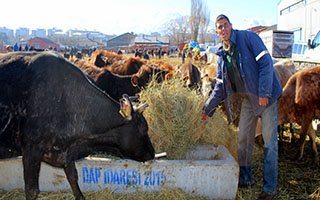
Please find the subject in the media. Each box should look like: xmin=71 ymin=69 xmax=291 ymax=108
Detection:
xmin=78 ymin=63 xmax=167 ymax=101
xmin=0 ymin=51 xmax=155 ymax=200
xmin=94 ymin=69 xmax=142 ymax=101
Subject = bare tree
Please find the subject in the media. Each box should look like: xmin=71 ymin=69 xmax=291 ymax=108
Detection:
xmin=190 ymin=0 xmax=210 ymax=43
xmin=199 ymin=4 xmax=210 ymax=44
xmin=162 ymin=0 xmax=211 ymax=45
xmin=163 ymin=15 xmax=190 ymax=45
xmin=190 ymin=0 xmax=202 ymax=42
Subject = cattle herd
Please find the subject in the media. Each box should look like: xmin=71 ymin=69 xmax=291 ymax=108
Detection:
xmin=0 ymin=49 xmax=319 ymax=199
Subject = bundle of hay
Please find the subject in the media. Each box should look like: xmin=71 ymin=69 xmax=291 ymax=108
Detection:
xmin=139 ymin=76 xmax=238 ymax=160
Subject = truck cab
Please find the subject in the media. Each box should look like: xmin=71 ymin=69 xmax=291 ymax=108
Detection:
xmin=304 ymin=30 xmax=320 ymax=59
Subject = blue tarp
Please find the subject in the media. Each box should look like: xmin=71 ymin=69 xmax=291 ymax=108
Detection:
xmin=188 ymin=41 xmax=205 ymax=51
xmin=188 ymin=41 xmax=198 ymax=48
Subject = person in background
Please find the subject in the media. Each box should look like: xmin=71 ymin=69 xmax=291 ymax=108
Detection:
xmin=143 ymin=49 xmax=150 ymax=60
xmin=13 ymin=43 xmax=19 ymax=51
xmin=201 ymin=14 xmax=282 ymax=200
xmin=158 ymin=48 xmax=162 ymax=59
xmin=135 ymin=48 xmax=142 ymax=58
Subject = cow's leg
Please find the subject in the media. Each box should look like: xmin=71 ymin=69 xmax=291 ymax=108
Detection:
xmin=22 ymin=144 xmax=42 ymax=200
xmin=297 ymin=119 xmax=312 ymax=161
xmin=289 ymin=123 xmax=294 ymax=140
xmin=307 ymin=123 xmax=319 ymax=165
xmin=64 ymin=162 xmax=85 ymax=200
xmin=278 ymin=124 xmax=284 ymax=142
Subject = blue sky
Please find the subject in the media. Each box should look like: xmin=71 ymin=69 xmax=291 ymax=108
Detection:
xmin=1 ymin=0 xmax=280 ymax=35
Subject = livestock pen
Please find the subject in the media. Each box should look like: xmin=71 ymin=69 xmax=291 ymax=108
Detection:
xmin=0 ymin=55 xmax=320 ymax=200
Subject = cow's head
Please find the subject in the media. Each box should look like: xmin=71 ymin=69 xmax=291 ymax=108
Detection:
xmin=131 ymin=65 xmax=167 ymax=88
xmin=177 ymin=62 xmax=201 ymax=89
xmin=200 ymin=65 xmax=217 ymax=97
xmin=200 ymin=74 xmax=216 ymax=98
xmin=116 ymin=94 xmax=155 ymax=161
xmin=94 ymin=53 xmax=108 ymax=67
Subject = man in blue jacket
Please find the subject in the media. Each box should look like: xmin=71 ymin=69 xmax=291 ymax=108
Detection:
xmin=202 ymin=14 xmax=282 ymax=200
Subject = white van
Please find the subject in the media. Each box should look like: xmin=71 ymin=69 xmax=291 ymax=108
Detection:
xmin=304 ymin=30 xmax=320 ymax=60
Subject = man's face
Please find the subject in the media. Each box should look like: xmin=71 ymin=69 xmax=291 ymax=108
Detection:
xmin=216 ymin=18 xmax=232 ymax=42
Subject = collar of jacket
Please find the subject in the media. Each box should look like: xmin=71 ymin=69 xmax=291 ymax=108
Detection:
xmin=216 ymin=29 xmax=237 ymax=57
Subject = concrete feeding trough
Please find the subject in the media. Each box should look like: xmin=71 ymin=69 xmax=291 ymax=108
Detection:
xmin=0 ymin=145 xmax=239 ymax=199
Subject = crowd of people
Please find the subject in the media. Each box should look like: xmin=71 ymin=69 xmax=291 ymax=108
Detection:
xmin=133 ymin=48 xmax=166 ymax=60
xmin=5 ymin=43 xmax=38 ymax=52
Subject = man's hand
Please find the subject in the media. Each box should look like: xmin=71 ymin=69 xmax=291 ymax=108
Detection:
xmin=201 ymin=112 xmax=208 ymax=124
xmin=259 ymin=97 xmax=269 ymax=107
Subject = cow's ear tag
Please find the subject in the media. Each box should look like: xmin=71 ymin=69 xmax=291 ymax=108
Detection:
xmin=119 ymin=95 xmax=132 ymax=120
xmin=119 ymin=109 xmax=126 ymax=118
xmin=119 ymin=104 xmax=130 ymax=118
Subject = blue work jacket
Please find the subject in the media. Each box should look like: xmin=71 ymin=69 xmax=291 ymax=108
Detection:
xmin=203 ymin=29 xmax=282 ymax=122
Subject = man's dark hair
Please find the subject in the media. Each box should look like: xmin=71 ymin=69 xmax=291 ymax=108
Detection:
xmin=215 ymin=14 xmax=231 ymax=25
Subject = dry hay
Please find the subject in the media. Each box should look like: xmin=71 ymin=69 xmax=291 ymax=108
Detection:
xmin=310 ymin=188 xmax=320 ymax=200
xmin=139 ymin=75 xmax=238 ymax=160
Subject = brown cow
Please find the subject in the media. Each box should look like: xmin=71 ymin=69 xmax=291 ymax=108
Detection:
xmin=76 ymin=50 xmax=176 ymax=101
xmin=255 ymin=59 xmax=297 ymax=144
xmin=274 ymin=59 xmax=297 ymax=87
xmin=74 ymin=59 xmax=104 ymax=78
xmin=278 ymin=66 xmax=320 ymax=164
xmin=88 ymin=49 xmax=124 ymax=67
xmin=200 ymin=63 xmax=217 ymax=98
xmin=147 ymin=59 xmax=176 ymax=80
xmin=131 ymin=64 xmax=168 ymax=87
xmin=106 ymin=56 xmax=146 ymax=75
xmin=176 ymin=62 xmax=201 ymax=89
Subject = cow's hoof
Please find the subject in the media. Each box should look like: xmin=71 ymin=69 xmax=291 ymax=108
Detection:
xmin=26 ymin=189 xmax=39 ymax=200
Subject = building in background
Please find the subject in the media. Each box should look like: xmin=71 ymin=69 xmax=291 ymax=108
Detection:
xmin=105 ymin=32 xmax=136 ymax=52
xmin=132 ymin=34 xmax=170 ymax=53
xmin=47 ymin=28 xmax=64 ymax=37
xmin=15 ymin=28 xmax=30 ymax=39
xmin=31 ymin=29 xmax=46 ymax=38
xmin=0 ymin=27 xmax=14 ymax=38
xmin=278 ymin=0 xmax=320 ymax=43
xmin=28 ymin=37 xmax=60 ymax=50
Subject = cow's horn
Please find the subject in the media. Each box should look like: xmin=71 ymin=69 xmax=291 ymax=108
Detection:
xmin=134 ymin=103 xmax=149 ymax=113
xmin=129 ymin=96 xmax=139 ymax=102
